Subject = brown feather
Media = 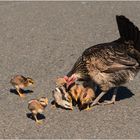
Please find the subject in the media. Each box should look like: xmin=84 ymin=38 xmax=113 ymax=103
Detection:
xmin=67 ymin=15 xmax=140 ymax=93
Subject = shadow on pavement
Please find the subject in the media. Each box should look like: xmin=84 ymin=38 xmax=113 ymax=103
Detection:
xmin=26 ymin=113 xmax=46 ymax=122
xmin=10 ymin=89 xmax=33 ymax=96
xmin=96 ymin=86 xmax=134 ymax=102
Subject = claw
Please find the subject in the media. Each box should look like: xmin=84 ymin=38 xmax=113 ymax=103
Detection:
xmin=90 ymin=101 xmax=101 ymax=107
xmin=33 ymin=114 xmax=43 ymax=124
xmin=85 ymin=105 xmax=91 ymax=111
xmin=102 ymin=100 xmax=115 ymax=105
xmin=17 ymin=89 xmax=25 ymax=98
xmin=19 ymin=93 xmax=25 ymax=98
xmin=36 ymin=120 xmax=43 ymax=124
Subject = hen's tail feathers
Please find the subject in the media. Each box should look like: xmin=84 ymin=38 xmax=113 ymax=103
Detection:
xmin=116 ymin=15 xmax=140 ymax=52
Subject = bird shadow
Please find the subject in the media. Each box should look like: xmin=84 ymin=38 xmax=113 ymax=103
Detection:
xmin=10 ymin=89 xmax=33 ymax=96
xmin=79 ymin=86 xmax=134 ymax=111
xmin=26 ymin=113 xmax=46 ymax=122
xmin=96 ymin=86 xmax=134 ymax=102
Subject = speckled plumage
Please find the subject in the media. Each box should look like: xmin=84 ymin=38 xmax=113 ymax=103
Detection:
xmin=53 ymin=86 xmax=73 ymax=110
xmin=28 ymin=97 xmax=48 ymax=123
xmin=67 ymin=15 xmax=140 ymax=105
xmin=10 ymin=75 xmax=29 ymax=88
xmin=69 ymin=81 xmax=96 ymax=110
xmin=10 ymin=75 xmax=34 ymax=97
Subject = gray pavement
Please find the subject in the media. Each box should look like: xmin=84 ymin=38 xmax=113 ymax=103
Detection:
xmin=0 ymin=1 xmax=140 ymax=139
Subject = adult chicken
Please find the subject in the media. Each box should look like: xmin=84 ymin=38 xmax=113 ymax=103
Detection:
xmin=65 ymin=15 xmax=140 ymax=106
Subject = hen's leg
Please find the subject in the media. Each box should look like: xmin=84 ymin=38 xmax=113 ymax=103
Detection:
xmin=102 ymin=88 xmax=118 ymax=105
xmin=90 ymin=91 xmax=106 ymax=106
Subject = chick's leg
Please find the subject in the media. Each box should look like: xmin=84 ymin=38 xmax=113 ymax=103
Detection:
xmin=34 ymin=114 xmax=42 ymax=124
xmin=102 ymin=88 xmax=118 ymax=105
xmin=16 ymin=88 xmax=25 ymax=98
xmin=51 ymin=104 xmax=56 ymax=108
xmin=90 ymin=91 xmax=106 ymax=107
xmin=51 ymin=100 xmax=60 ymax=109
xmin=85 ymin=104 xmax=91 ymax=111
xmin=51 ymin=101 xmax=57 ymax=109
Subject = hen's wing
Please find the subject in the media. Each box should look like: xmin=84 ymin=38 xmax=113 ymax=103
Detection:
xmin=82 ymin=43 xmax=139 ymax=73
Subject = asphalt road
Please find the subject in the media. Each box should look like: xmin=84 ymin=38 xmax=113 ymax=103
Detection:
xmin=0 ymin=1 xmax=140 ymax=139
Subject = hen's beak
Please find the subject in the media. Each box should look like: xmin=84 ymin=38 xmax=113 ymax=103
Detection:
xmin=66 ymin=74 xmax=77 ymax=89
xmin=64 ymin=76 xmax=69 ymax=81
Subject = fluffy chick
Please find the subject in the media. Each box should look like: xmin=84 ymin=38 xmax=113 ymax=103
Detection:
xmin=10 ymin=75 xmax=34 ymax=97
xmin=70 ymin=81 xmax=96 ymax=110
xmin=79 ymin=86 xmax=96 ymax=110
xmin=55 ymin=77 xmax=96 ymax=110
xmin=69 ymin=83 xmax=83 ymax=103
xmin=52 ymin=86 xmax=73 ymax=110
xmin=28 ymin=97 xmax=48 ymax=124
xmin=55 ymin=76 xmax=67 ymax=87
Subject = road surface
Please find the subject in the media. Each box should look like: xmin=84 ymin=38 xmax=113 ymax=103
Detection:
xmin=0 ymin=1 xmax=140 ymax=139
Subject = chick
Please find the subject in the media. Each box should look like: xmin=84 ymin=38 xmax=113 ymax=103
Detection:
xmin=54 ymin=77 xmax=96 ymax=110
xmin=79 ymin=86 xmax=95 ymax=110
xmin=69 ymin=83 xmax=83 ymax=103
xmin=55 ymin=76 xmax=67 ymax=87
xmin=10 ymin=75 xmax=34 ymax=97
xmin=69 ymin=81 xmax=96 ymax=110
xmin=52 ymin=86 xmax=73 ymax=110
xmin=53 ymin=77 xmax=73 ymax=110
xmin=28 ymin=97 xmax=48 ymax=124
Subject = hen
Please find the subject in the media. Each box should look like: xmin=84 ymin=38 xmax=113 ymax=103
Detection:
xmin=66 ymin=15 xmax=140 ymax=106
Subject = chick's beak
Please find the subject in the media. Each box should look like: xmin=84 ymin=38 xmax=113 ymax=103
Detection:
xmin=45 ymin=99 xmax=48 ymax=105
xmin=32 ymin=82 xmax=35 ymax=88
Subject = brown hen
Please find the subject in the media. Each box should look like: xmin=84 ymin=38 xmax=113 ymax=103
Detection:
xmin=66 ymin=15 xmax=140 ymax=106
